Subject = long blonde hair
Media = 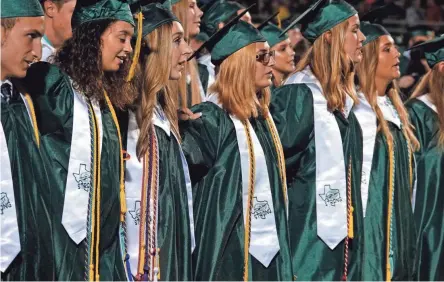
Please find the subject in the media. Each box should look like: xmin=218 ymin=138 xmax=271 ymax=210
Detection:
xmin=209 ymin=43 xmax=271 ymax=121
xmin=133 ymin=23 xmax=180 ymax=160
xmin=410 ymin=64 xmax=444 ymax=147
xmin=295 ymin=20 xmax=357 ymax=112
xmin=171 ymin=0 xmax=202 ymax=107
xmin=356 ymin=37 xmax=420 ymax=151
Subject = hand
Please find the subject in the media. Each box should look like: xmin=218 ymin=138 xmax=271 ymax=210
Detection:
xmin=398 ymin=75 xmax=415 ymax=88
xmin=178 ymin=108 xmax=202 ymax=121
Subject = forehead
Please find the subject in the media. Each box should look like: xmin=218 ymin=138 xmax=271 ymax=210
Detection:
xmin=172 ymin=21 xmax=184 ymax=34
xmin=347 ymin=14 xmax=360 ymax=26
xmin=14 ymin=16 xmax=45 ymax=33
xmin=108 ymin=20 xmax=134 ymax=35
xmin=378 ymin=35 xmax=395 ymax=46
xmin=256 ymin=41 xmax=270 ymax=51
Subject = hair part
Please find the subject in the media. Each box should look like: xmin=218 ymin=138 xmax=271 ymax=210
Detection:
xmin=209 ymin=42 xmax=270 ymax=121
xmin=54 ymin=19 xmax=137 ymax=109
xmin=410 ymin=64 xmax=444 ymax=147
xmin=132 ymin=23 xmax=180 ymax=159
xmin=356 ymin=37 xmax=420 ymax=151
xmin=295 ymin=20 xmax=357 ymax=112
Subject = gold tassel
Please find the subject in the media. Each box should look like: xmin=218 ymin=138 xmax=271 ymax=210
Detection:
xmin=126 ymin=11 xmax=144 ymax=82
xmin=277 ymin=12 xmax=282 ymax=29
xmin=348 ymin=206 xmax=354 ymax=239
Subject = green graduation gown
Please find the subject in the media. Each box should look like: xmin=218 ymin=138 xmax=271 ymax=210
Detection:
xmin=22 ymin=62 xmax=126 ymax=281
xmin=406 ymin=97 xmax=444 ymax=281
xmin=0 ymin=82 xmax=54 ymax=281
xmin=180 ymin=102 xmax=293 ymax=281
xmin=270 ymin=83 xmax=364 ymax=281
xmin=118 ymin=110 xmax=193 ymax=281
xmin=197 ymin=62 xmax=209 ymax=95
xmin=354 ymin=95 xmax=417 ymax=281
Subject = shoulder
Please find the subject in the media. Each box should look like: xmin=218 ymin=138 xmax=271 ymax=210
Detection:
xmin=190 ymin=101 xmax=230 ymax=123
xmin=21 ymin=62 xmax=72 ymax=100
xmin=270 ymin=83 xmax=314 ymax=120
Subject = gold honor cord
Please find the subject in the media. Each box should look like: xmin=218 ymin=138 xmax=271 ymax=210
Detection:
xmin=407 ymin=139 xmax=414 ymax=199
xmin=265 ymin=115 xmax=287 ymax=210
xmin=86 ymin=101 xmax=101 ymax=281
xmin=386 ymin=140 xmax=395 ymax=282
xmin=137 ymin=155 xmax=150 ymax=278
xmin=242 ymin=120 xmax=256 ymax=282
xmin=342 ymin=156 xmax=354 ymax=281
xmin=23 ymin=93 xmax=40 ymax=148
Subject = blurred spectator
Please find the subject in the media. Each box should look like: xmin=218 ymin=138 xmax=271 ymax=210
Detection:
xmin=405 ymin=0 xmax=425 ymax=27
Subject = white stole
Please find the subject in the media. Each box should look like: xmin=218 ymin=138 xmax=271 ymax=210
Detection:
xmin=417 ymin=94 xmax=437 ymax=113
xmin=208 ymin=96 xmax=280 ymax=267
xmin=0 ymin=81 xmax=40 ymax=272
xmin=62 ymin=83 xmax=103 ymax=244
xmin=285 ymin=67 xmax=350 ymax=250
xmin=125 ymin=108 xmax=195 ymax=278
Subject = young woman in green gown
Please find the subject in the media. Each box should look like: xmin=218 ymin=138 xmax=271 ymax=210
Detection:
xmin=119 ymin=2 xmax=195 ymax=280
xmin=354 ymin=19 xmax=419 ymax=281
xmin=180 ymin=10 xmax=293 ymax=281
xmin=270 ymin=0 xmax=366 ymax=280
xmin=405 ymin=36 xmax=444 ymax=281
xmin=22 ymin=0 xmax=136 ymax=279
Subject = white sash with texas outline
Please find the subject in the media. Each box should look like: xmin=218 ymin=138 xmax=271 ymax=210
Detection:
xmin=285 ymin=67 xmax=350 ymax=250
xmin=208 ymin=95 xmax=280 ymax=267
xmin=125 ymin=108 xmax=195 ymax=277
xmin=62 ymin=83 xmax=103 ymax=244
xmin=1 ymin=81 xmax=45 ymax=271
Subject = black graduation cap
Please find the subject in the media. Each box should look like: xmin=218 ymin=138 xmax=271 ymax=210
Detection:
xmin=359 ymin=4 xmax=392 ymax=45
xmin=360 ymin=2 xmax=397 ymax=24
xmin=408 ymin=35 xmax=444 ymax=67
xmin=257 ymin=11 xmax=280 ymax=30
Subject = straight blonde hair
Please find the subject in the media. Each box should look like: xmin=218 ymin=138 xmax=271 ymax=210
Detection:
xmin=171 ymin=0 xmax=202 ymax=107
xmin=133 ymin=23 xmax=180 ymax=160
xmin=209 ymin=43 xmax=270 ymax=121
xmin=294 ymin=20 xmax=357 ymax=112
xmin=356 ymin=37 xmax=420 ymax=151
xmin=410 ymin=64 xmax=444 ymax=147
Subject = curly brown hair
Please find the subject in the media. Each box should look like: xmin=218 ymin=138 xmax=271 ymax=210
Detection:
xmin=54 ymin=19 xmax=137 ymax=109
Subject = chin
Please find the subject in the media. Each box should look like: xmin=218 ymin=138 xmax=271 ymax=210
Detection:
xmin=169 ymin=72 xmax=181 ymax=80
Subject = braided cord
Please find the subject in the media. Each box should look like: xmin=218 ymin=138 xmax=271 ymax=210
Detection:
xmin=342 ymin=156 xmax=353 ymax=281
xmin=242 ymin=120 xmax=255 ymax=282
xmin=265 ymin=115 xmax=287 ymax=210
xmin=386 ymin=140 xmax=396 ymax=282
xmin=23 ymin=93 xmax=40 ymax=147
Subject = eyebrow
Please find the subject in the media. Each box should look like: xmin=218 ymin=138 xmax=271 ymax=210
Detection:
xmin=28 ymin=29 xmax=44 ymax=37
xmin=352 ymin=23 xmax=360 ymax=29
xmin=119 ymin=29 xmax=134 ymax=36
xmin=257 ymin=48 xmax=269 ymax=53
xmin=173 ymin=31 xmax=184 ymax=37
xmin=381 ymin=42 xmax=394 ymax=48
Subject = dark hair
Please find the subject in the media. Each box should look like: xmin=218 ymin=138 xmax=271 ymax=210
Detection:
xmin=1 ymin=18 xmax=17 ymax=31
xmin=54 ymin=19 xmax=136 ymax=109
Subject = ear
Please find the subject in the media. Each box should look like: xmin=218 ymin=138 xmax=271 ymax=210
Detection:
xmin=43 ymin=0 xmax=57 ymax=18
xmin=438 ymin=61 xmax=444 ymax=73
xmin=323 ymin=30 xmax=332 ymax=45
xmin=218 ymin=22 xmax=224 ymax=30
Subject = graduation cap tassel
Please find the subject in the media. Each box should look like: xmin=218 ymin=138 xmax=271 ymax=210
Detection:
xmin=277 ymin=13 xmax=282 ymax=29
xmin=127 ymin=11 xmax=144 ymax=82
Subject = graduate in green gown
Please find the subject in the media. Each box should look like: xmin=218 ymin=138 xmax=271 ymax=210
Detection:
xmin=180 ymin=8 xmax=293 ymax=281
xmin=22 ymin=0 xmax=136 ymax=280
xmin=196 ymin=0 xmax=249 ymax=94
xmin=405 ymin=35 xmax=444 ymax=281
xmin=270 ymin=0 xmax=366 ymax=280
xmin=119 ymin=2 xmax=195 ymax=280
xmin=0 ymin=1 xmax=55 ymax=280
xmin=354 ymin=9 xmax=419 ymax=280
xmin=258 ymin=13 xmax=295 ymax=92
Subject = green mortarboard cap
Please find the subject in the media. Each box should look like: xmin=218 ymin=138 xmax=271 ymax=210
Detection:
xmin=409 ymin=35 xmax=444 ymax=68
xmin=359 ymin=4 xmax=392 ymax=46
xmin=170 ymin=0 xmax=181 ymax=5
xmin=258 ymin=12 xmax=289 ymax=48
xmin=129 ymin=0 xmax=171 ymax=11
xmin=189 ymin=5 xmax=265 ymax=65
xmin=1 ymin=0 xmax=43 ymax=18
xmin=409 ymin=25 xmax=433 ymax=38
xmin=72 ymin=0 xmax=135 ymax=29
xmin=280 ymin=0 xmax=357 ymax=43
xmin=133 ymin=2 xmax=178 ymax=38
xmin=201 ymin=0 xmax=245 ymax=36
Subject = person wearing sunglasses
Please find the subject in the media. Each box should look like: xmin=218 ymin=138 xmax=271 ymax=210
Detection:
xmin=406 ymin=36 xmax=444 ymax=281
xmin=270 ymin=0 xmax=366 ymax=280
xmin=354 ymin=6 xmax=419 ymax=280
xmin=179 ymin=8 xmax=293 ymax=281
xmin=258 ymin=14 xmax=295 ymax=92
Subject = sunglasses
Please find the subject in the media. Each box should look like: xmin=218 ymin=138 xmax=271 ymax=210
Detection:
xmin=256 ymin=50 xmax=275 ymax=65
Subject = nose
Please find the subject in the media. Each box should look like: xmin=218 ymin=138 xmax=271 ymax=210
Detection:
xmin=183 ymin=43 xmax=192 ymax=58
xmin=268 ymin=55 xmax=276 ymax=67
xmin=32 ymin=39 xmax=43 ymax=61
xmin=124 ymin=39 xmax=133 ymax=54
xmin=196 ymin=5 xmax=203 ymax=18
xmin=358 ymin=29 xmax=366 ymax=43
